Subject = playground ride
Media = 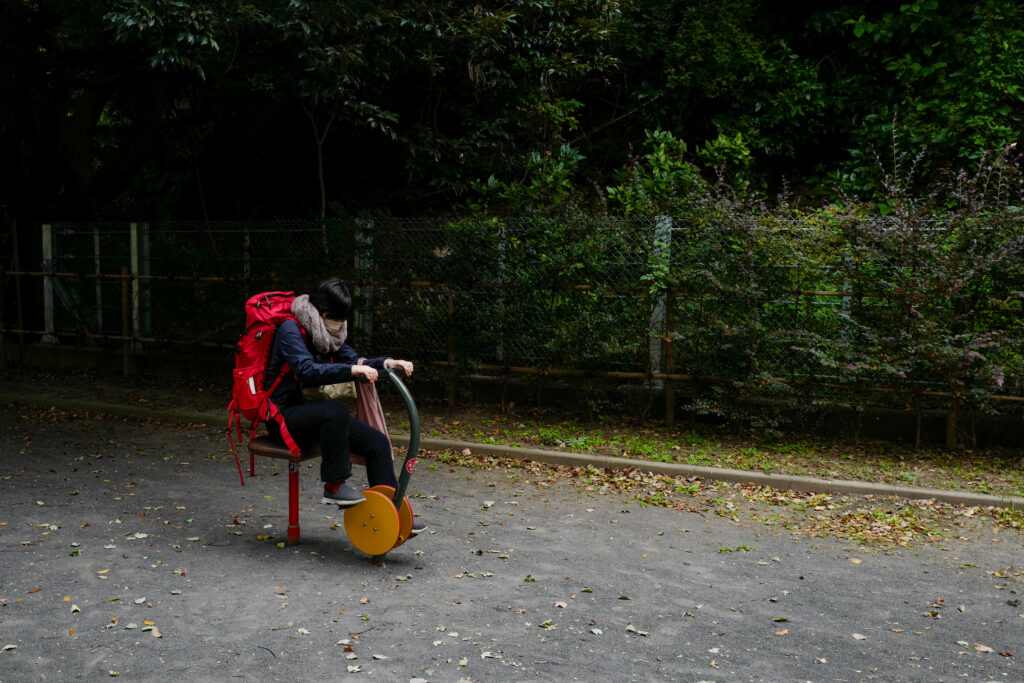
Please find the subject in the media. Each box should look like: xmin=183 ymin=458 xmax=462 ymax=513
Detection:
xmin=246 ymin=366 xmax=422 ymax=558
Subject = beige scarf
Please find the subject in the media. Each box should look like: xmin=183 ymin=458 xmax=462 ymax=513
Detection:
xmin=291 ymin=293 xmax=346 ymax=354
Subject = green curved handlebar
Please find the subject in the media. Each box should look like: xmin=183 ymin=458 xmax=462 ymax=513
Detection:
xmin=383 ymin=367 xmax=419 ymax=506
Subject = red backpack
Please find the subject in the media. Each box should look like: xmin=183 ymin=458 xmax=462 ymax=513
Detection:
xmin=227 ymin=291 xmax=303 ymax=484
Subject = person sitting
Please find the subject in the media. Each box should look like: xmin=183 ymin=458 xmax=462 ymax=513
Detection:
xmin=263 ymin=276 xmax=425 ymax=535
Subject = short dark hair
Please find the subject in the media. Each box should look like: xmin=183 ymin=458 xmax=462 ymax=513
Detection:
xmin=308 ymin=277 xmax=352 ymax=320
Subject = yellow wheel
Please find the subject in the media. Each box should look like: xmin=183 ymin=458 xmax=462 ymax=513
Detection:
xmin=344 ymin=490 xmax=400 ymax=556
xmin=368 ymin=485 xmax=414 ymax=548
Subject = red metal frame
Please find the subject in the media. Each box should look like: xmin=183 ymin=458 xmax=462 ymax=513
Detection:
xmin=248 ymin=437 xmax=364 ymax=547
xmin=287 ymin=462 xmax=301 ymax=545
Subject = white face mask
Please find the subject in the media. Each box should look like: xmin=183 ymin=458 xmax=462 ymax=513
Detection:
xmin=323 ymin=317 xmax=345 ymax=335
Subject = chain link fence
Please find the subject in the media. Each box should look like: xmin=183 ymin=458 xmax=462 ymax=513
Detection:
xmin=4 ymin=215 xmax=1022 ymax=439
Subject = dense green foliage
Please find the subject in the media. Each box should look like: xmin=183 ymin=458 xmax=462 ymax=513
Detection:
xmin=34 ymin=139 xmax=1024 ymax=444
xmin=3 ymin=0 xmax=1024 ymax=222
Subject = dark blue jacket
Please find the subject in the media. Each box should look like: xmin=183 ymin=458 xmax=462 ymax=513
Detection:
xmin=263 ymin=318 xmax=389 ymax=409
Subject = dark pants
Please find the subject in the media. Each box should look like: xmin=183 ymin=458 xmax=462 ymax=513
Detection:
xmin=269 ymin=400 xmax=397 ymax=488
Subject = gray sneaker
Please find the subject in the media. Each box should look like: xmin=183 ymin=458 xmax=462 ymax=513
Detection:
xmin=321 ymin=483 xmax=366 ymax=507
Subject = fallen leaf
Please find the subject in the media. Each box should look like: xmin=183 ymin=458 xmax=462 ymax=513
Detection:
xmin=850 ymin=558 xmax=863 ymax=564
xmin=775 ymin=629 xmax=789 ymax=636
xmin=458 ymin=657 xmax=469 ymax=666
xmin=853 ymin=633 xmax=867 ymax=640
xmin=347 ymin=665 xmax=362 ymax=673
xmin=297 ymin=628 xmax=310 ymax=635
xmin=554 ymin=601 xmax=567 ymax=609
xmin=590 ymin=628 xmax=603 ymax=635
xmin=974 ymin=643 xmax=994 ymax=653
xmin=151 ymin=628 xmax=162 ymax=638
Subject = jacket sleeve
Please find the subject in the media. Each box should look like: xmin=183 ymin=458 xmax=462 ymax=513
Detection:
xmin=276 ymin=319 xmax=354 ymax=385
xmin=334 ymin=342 xmax=391 ymax=372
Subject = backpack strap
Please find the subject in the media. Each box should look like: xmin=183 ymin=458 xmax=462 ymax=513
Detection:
xmin=226 ymin=407 xmax=246 ymax=486
xmin=266 ymin=402 xmax=302 ymax=455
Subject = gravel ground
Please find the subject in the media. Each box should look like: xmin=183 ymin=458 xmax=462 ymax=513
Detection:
xmin=1 ymin=403 xmax=1022 ymax=682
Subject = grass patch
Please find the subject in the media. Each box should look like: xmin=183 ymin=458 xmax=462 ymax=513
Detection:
xmin=413 ymin=406 xmax=1024 ymax=500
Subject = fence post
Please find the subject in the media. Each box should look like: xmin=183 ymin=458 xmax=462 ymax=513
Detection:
xmin=139 ymin=222 xmax=151 ymax=337
xmin=496 ymin=221 xmax=506 ymax=363
xmin=664 ymin=287 xmax=675 ymax=427
xmin=129 ymin=223 xmax=144 ymax=348
xmin=13 ymin=222 xmax=24 ymax=351
xmin=121 ymin=266 xmax=133 ymax=376
xmin=93 ymin=228 xmax=103 ymax=333
xmin=41 ymin=223 xmax=57 ymax=344
xmin=447 ymin=293 xmax=456 ymax=409
xmin=243 ymin=225 xmax=251 ymax=282
xmin=648 ymin=216 xmax=672 ymax=392
xmin=353 ymin=218 xmax=374 ymax=342
xmin=0 ymin=264 xmax=6 ymax=369
xmin=946 ymin=388 xmax=959 ymax=450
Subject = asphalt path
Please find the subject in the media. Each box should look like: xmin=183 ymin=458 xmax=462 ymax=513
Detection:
xmin=0 ymin=405 xmax=1021 ymax=682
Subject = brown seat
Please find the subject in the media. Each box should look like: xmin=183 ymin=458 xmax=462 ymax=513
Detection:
xmin=247 ymin=435 xmax=365 ymax=465
xmin=248 ymin=435 xmax=321 ymax=462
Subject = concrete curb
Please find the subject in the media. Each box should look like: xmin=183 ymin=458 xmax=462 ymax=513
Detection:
xmin=398 ymin=436 xmax=1024 ymax=509
xmin=4 ymin=393 xmax=1022 ymax=510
